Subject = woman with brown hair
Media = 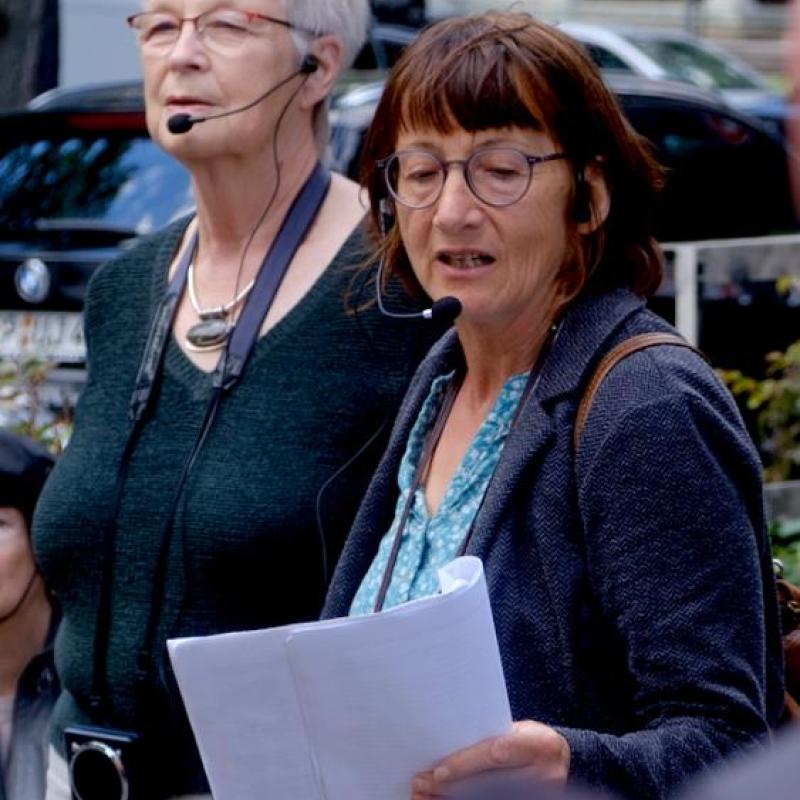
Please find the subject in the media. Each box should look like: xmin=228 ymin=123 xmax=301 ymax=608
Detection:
xmin=323 ymin=12 xmax=784 ymax=799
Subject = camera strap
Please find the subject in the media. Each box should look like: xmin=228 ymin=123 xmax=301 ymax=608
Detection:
xmin=89 ymin=163 xmax=331 ymax=718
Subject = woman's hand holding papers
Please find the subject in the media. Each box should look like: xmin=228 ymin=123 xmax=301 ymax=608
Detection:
xmin=411 ymin=721 xmax=571 ymax=799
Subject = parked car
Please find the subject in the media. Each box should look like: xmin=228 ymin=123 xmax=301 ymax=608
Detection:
xmin=328 ymin=72 xmax=800 ymax=373
xmin=1 ymin=73 xmax=797 ymax=375
xmin=559 ymin=22 xmax=789 ymax=136
xmin=0 ymin=81 xmax=193 ymax=370
xmin=352 ymin=23 xmax=418 ymax=71
xmin=329 ymin=72 xmax=798 ymax=243
xmin=0 ymin=23 xmax=418 ymax=370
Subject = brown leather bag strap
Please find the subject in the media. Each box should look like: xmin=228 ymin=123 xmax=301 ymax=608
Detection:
xmin=573 ymin=333 xmax=702 ymax=454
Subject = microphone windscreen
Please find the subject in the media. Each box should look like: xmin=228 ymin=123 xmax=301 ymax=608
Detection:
xmin=167 ymin=114 xmax=194 ymax=135
xmin=300 ymin=55 xmax=319 ymax=74
xmin=430 ymin=296 xmax=462 ymax=323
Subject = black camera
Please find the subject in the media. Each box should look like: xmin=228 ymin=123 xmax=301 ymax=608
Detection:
xmin=64 ymin=725 xmax=142 ymax=800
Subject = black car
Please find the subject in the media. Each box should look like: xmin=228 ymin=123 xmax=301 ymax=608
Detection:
xmin=0 ymin=81 xmax=192 ymax=370
xmin=1 ymin=74 xmax=797 ymax=374
xmin=0 ymin=26 xmax=419 ymax=370
xmin=329 ymin=72 xmax=798 ymax=243
xmin=327 ymin=73 xmax=800 ymax=374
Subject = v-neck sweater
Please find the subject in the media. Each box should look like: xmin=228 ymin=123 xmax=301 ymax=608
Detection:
xmin=32 ymin=216 xmax=442 ymax=796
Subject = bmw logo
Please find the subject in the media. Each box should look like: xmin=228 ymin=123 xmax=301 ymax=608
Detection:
xmin=15 ymin=258 xmax=51 ymax=304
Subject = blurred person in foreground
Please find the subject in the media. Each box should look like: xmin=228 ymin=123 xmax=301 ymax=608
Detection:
xmin=323 ymin=12 xmax=785 ymax=800
xmin=32 ymin=2 xmax=442 ymax=798
xmin=0 ymin=430 xmax=57 ymax=800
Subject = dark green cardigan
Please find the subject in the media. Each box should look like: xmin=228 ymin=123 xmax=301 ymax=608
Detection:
xmin=32 ymin=217 xmax=442 ymax=796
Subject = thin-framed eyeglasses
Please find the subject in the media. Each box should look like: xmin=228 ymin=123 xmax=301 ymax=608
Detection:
xmin=126 ymin=7 xmax=316 ymax=55
xmin=379 ymin=148 xmax=572 ymax=209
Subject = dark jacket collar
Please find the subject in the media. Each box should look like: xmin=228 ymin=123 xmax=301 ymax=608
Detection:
xmin=419 ymin=287 xmax=646 ymax=404
xmin=537 ymin=287 xmax=646 ymax=404
xmin=322 ymin=287 xmax=652 ymax=617
xmin=397 ymin=289 xmax=649 ymax=560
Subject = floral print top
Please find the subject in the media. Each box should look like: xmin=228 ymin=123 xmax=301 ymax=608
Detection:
xmin=350 ymin=369 xmax=528 ymax=615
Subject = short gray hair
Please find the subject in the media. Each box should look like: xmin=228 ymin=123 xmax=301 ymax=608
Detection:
xmin=280 ymin=0 xmax=370 ymax=153
xmin=282 ymin=0 xmax=370 ymax=69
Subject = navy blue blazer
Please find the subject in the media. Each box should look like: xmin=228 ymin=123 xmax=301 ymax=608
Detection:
xmin=323 ymin=288 xmax=784 ymax=800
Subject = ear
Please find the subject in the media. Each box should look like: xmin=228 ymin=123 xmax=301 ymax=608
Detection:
xmin=576 ymin=158 xmax=610 ymax=235
xmin=298 ymin=35 xmax=343 ymax=110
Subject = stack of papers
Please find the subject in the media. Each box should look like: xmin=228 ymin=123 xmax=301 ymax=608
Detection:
xmin=168 ymin=556 xmax=512 ymax=800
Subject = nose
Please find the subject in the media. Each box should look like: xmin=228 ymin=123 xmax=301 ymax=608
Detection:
xmin=166 ymin=21 xmax=208 ymax=69
xmin=432 ymin=166 xmax=482 ymax=233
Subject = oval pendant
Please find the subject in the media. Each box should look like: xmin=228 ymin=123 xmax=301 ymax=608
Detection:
xmin=186 ymin=318 xmax=231 ymax=351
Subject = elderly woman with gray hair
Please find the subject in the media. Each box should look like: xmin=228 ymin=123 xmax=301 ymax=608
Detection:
xmin=33 ymin=2 xmax=441 ymax=798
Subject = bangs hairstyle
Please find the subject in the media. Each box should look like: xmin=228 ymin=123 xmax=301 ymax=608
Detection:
xmin=361 ymin=12 xmax=665 ymax=300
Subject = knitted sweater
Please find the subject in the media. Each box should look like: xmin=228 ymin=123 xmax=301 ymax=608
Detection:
xmin=32 ymin=218 xmax=441 ymax=796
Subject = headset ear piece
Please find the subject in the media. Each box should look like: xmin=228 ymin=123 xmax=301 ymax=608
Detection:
xmin=378 ymin=197 xmax=395 ymax=237
xmin=573 ymin=169 xmax=592 ymax=224
xmin=300 ymin=54 xmax=319 ymax=74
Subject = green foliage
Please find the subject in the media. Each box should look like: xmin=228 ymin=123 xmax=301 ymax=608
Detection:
xmin=721 ymin=340 xmax=800 ymax=483
xmin=0 ymin=357 xmax=72 ymax=455
xmin=722 ymin=340 xmax=800 ymax=582
xmin=770 ymin=521 xmax=800 ymax=584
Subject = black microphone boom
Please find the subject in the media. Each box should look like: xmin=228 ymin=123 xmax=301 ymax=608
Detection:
xmin=167 ymin=56 xmax=319 ymax=136
xmin=374 ymin=255 xmax=461 ymax=323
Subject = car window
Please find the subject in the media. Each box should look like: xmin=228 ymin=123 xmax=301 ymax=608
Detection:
xmin=352 ymin=29 xmax=415 ymax=72
xmin=352 ymin=42 xmax=379 ymax=71
xmin=626 ymin=37 xmax=762 ymax=91
xmin=584 ymin=44 xmax=633 ymax=72
xmin=0 ymin=118 xmax=193 ymax=238
xmin=622 ymin=99 xmax=795 ymax=239
xmin=381 ymin=39 xmax=410 ymax=68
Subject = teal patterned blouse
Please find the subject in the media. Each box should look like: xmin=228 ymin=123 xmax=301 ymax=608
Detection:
xmin=349 ymin=369 xmax=528 ymax=615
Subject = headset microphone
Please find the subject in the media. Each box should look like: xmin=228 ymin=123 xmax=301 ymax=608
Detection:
xmin=375 ymin=258 xmax=461 ymax=323
xmin=374 ymin=197 xmax=462 ymax=323
xmin=374 ymin=257 xmax=462 ymax=323
xmin=167 ymin=55 xmax=319 ymax=135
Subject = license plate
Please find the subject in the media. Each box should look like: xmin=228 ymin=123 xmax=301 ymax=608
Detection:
xmin=0 ymin=310 xmax=85 ymax=363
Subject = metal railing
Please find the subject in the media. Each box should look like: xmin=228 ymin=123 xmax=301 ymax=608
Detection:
xmin=661 ymin=232 xmax=800 ymax=345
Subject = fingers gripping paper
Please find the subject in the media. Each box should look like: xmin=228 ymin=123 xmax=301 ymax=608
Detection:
xmin=168 ymin=557 xmax=512 ymax=800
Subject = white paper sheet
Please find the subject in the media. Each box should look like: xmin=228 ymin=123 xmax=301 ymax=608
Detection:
xmin=168 ymin=556 xmax=512 ymax=800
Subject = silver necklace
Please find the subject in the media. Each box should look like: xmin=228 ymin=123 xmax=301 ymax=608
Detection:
xmin=185 ymin=262 xmax=256 ymax=352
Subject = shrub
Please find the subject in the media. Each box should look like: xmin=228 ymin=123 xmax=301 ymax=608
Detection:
xmin=0 ymin=358 xmax=73 ymax=455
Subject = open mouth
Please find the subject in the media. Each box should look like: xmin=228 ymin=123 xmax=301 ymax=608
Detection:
xmin=437 ymin=251 xmax=495 ymax=269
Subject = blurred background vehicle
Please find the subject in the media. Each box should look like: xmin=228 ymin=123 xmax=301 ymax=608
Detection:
xmin=329 ymin=72 xmax=797 ymax=243
xmin=352 ymin=23 xmax=419 ymax=72
xmin=1 ymin=60 xmax=798 ymax=380
xmin=329 ymin=71 xmax=800 ymax=375
xmin=0 ymin=81 xmax=192 ymax=383
xmin=559 ymin=22 xmax=789 ymax=136
xmin=0 ymin=23 xmax=422 ymax=375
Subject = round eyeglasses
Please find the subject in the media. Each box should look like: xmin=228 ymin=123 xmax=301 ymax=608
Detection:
xmin=379 ymin=148 xmax=571 ymax=209
xmin=126 ymin=8 xmax=314 ymax=55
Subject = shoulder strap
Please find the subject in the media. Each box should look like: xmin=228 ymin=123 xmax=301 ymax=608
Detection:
xmin=573 ymin=333 xmax=702 ymax=454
